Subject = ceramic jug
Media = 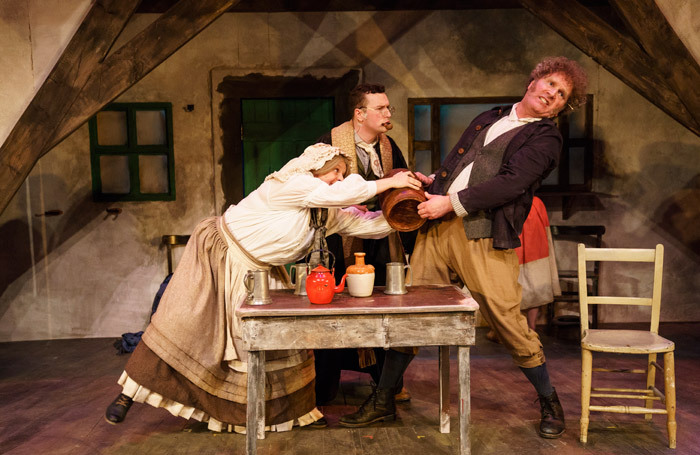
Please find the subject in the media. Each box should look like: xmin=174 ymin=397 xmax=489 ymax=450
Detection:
xmin=344 ymin=252 xmax=375 ymax=297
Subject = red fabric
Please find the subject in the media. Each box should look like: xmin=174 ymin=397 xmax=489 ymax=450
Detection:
xmin=515 ymin=197 xmax=550 ymax=265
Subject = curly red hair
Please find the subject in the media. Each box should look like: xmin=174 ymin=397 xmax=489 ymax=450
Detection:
xmin=529 ymin=57 xmax=588 ymax=111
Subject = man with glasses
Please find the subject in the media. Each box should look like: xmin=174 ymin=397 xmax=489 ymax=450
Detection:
xmin=314 ymin=83 xmax=414 ymax=407
xmin=319 ymin=83 xmax=404 ymax=240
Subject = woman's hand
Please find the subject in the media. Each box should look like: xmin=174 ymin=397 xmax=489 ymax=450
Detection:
xmin=389 ymin=171 xmax=421 ymax=190
xmin=375 ymin=170 xmax=421 ymax=194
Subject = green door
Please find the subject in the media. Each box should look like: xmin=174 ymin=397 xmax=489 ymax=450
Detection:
xmin=241 ymin=98 xmax=334 ymax=196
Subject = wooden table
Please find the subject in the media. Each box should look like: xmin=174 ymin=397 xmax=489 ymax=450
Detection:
xmin=236 ymin=284 xmax=478 ymax=455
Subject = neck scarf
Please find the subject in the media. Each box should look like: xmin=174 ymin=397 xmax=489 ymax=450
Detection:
xmin=354 ymin=133 xmax=384 ymax=178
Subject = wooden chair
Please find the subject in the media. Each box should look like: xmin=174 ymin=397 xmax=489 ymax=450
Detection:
xmin=162 ymin=234 xmax=190 ymax=274
xmin=578 ymin=243 xmax=676 ymax=448
xmin=547 ymin=225 xmax=605 ymax=333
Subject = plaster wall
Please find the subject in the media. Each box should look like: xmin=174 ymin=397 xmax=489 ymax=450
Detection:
xmin=0 ymin=5 xmax=698 ymax=340
xmin=0 ymin=0 xmax=91 ymax=146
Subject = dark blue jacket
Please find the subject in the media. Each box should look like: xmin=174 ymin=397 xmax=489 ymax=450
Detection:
xmin=429 ymin=105 xmax=561 ymax=249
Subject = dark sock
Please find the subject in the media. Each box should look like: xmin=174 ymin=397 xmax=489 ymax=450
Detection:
xmin=519 ymin=363 xmax=554 ymax=397
xmin=378 ymin=349 xmax=414 ymax=390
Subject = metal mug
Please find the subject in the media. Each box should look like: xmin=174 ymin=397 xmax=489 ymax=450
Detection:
xmin=384 ymin=262 xmax=412 ymax=295
xmin=244 ymin=269 xmax=272 ymax=305
xmin=290 ymin=263 xmax=308 ymax=296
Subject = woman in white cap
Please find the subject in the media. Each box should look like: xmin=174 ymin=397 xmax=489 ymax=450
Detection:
xmin=104 ymin=143 xmax=419 ymax=433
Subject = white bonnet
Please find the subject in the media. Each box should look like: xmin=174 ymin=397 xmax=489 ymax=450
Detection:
xmin=265 ymin=143 xmax=352 ymax=183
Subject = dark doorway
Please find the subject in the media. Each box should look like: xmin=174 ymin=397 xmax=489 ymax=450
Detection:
xmin=241 ymin=97 xmax=334 ymax=196
xmin=217 ymin=71 xmax=360 ymax=210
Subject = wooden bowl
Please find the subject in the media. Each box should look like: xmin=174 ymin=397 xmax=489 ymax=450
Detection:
xmin=378 ymin=169 xmax=427 ymax=232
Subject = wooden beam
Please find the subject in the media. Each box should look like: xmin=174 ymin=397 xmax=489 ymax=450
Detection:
xmin=609 ymin=0 xmax=700 ymax=131
xmin=0 ymin=0 xmax=140 ymax=214
xmin=518 ymin=0 xmax=700 ymax=137
xmin=136 ymin=0 xmax=612 ymax=13
xmin=47 ymin=0 xmax=239 ymax=154
xmin=0 ymin=0 xmax=238 ymax=215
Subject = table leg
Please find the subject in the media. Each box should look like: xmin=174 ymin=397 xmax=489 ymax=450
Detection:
xmin=439 ymin=345 xmax=450 ymax=433
xmin=246 ymin=350 xmax=266 ymax=455
xmin=458 ymin=346 xmax=471 ymax=455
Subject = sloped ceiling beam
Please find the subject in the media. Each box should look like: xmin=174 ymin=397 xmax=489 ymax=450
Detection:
xmin=0 ymin=0 xmax=140 ymax=213
xmin=609 ymin=0 xmax=700 ymax=132
xmin=0 ymin=0 xmax=238 ymax=215
xmin=48 ymin=0 xmax=239 ymax=152
xmin=518 ymin=0 xmax=700 ymax=138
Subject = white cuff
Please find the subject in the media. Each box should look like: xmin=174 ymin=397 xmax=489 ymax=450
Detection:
xmin=450 ymin=193 xmax=468 ymax=217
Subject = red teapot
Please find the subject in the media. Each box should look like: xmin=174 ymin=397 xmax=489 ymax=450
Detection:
xmin=304 ymin=249 xmax=346 ymax=304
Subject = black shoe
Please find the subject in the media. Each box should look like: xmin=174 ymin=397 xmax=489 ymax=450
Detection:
xmin=537 ymin=388 xmax=565 ymax=439
xmin=309 ymin=417 xmax=328 ymax=428
xmin=339 ymin=387 xmax=396 ymax=428
xmin=105 ymin=393 xmax=133 ymax=425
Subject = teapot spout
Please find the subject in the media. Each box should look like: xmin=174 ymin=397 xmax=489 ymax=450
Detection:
xmin=334 ymin=273 xmax=347 ymax=293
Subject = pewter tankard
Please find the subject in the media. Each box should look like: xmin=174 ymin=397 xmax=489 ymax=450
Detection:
xmin=290 ymin=263 xmax=308 ymax=296
xmin=244 ymin=269 xmax=272 ymax=305
xmin=384 ymin=262 xmax=412 ymax=295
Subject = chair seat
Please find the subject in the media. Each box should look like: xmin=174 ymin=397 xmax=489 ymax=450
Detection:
xmin=582 ymin=329 xmax=674 ymax=353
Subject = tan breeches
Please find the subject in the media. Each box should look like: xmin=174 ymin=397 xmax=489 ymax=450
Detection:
xmin=411 ymin=217 xmax=545 ymax=368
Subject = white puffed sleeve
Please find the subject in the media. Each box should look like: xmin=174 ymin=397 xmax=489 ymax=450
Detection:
xmin=262 ymin=174 xmax=377 ymax=209
xmin=326 ymin=206 xmax=393 ymax=239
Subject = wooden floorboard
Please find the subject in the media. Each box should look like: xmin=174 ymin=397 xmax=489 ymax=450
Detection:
xmin=1 ymin=323 xmax=698 ymax=454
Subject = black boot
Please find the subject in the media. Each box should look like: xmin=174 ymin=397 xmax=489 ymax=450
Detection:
xmin=105 ymin=393 xmax=133 ymax=424
xmin=537 ymin=388 xmax=565 ymax=438
xmin=339 ymin=387 xmax=396 ymax=427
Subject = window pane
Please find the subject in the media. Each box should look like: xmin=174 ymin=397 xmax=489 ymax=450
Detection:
xmin=414 ymin=149 xmax=432 ymax=176
xmin=136 ymin=110 xmax=167 ymax=145
xmin=100 ymin=155 xmax=130 ymax=193
xmin=96 ymin=111 xmax=128 ymax=145
xmin=139 ymin=155 xmax=169 ymax=193
xmin=568 ymin=147 xmax=586 ymax=185
xmin=440 ymin=104 xmax=500 ymax=163
xmin=568 ymin=109 xmax=586 ymax=137
xmin=414 ymin=105 xmax=431 ymax=141
xmin=542 ymin=166 xmax=558 ymax=185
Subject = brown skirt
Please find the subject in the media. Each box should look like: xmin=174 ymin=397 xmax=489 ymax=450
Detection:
xmin=119 ymin=217 xmax=319 ymax=431
xmin=125 ymin=343 xmax=317 ymax=427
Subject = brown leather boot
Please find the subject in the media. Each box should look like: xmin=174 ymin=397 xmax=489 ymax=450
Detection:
xmin=537 ymin=388 xmax=565 ymax=438
xmin=394 ymin=386 xmax=411 ymax=403
xmin=339 ymin=387 xmax=396 ymax=427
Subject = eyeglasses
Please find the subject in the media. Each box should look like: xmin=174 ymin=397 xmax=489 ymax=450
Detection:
xmin=361 ymin=105 xmax=396 ymax=116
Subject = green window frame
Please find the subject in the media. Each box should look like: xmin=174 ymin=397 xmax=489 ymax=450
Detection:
xmin=88 ymin=102 xmax=175 ymax=201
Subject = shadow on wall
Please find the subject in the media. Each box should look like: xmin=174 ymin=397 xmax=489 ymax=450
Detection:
xmin=0 ymin=217 xmax=40 ymax=308
xmin=215 ymin=11 xmax=429 ymax=211
xmin=0 ymin=174 xmax=111 ymax=313
xmin=292 ymin=11 xmax=430 ymax=72
xmin=597 ymin=139 xmax=700 ymax=261
xmin=451 ymin=10 xmax=534 ymax=75
xmin=654 ymin=173 xmax=700 ymax=259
